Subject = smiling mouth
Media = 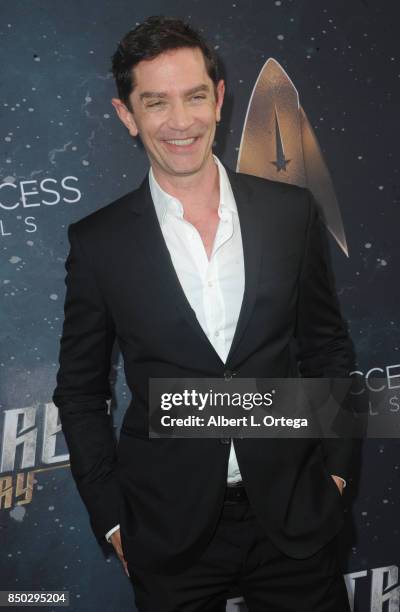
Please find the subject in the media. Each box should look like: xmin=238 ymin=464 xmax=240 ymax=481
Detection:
xmin=164 ymin=137 xmax=197 ymax=146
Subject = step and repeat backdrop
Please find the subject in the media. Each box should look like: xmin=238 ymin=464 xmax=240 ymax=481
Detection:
xmin=1 ymin=1 xmax=399 ymax=610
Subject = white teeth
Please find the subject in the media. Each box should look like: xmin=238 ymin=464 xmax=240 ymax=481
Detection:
xmin=165 ymin=138 xmax=196 ymax=146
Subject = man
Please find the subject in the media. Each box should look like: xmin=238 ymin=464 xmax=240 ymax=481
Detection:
xmin=53 ymin=15 xmax=355 ymax=611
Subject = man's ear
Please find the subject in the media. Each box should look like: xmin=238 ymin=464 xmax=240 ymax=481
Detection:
xmin=111 ymin=98 xmax=138 ymax=137
xmin=215 ymin=79 xmax=225 ymax=123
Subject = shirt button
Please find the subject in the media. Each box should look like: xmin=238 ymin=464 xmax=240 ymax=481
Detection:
xmin=208 ymin=280 xmax=213 ymax=287
xmin=214 ymin=331 xmax=220 ymax=337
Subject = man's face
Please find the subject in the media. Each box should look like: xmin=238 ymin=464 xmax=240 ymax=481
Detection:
xmin=112 ymin=47 xmax=225 ymax=180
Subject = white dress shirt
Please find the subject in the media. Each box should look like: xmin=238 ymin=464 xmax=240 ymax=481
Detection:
xmin=104 ymin=155 xmax=345 ymax=543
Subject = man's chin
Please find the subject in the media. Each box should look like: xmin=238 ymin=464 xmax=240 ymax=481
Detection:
xmin=162 ymin=155 xmax=212 ymax=177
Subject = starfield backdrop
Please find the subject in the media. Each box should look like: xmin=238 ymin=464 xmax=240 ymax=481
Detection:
xmin=1 ymin=1 xmax=399 ymax=610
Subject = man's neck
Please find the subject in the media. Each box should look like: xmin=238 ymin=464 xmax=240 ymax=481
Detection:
xmin=151 ymin=155 xmax=220 ymax=214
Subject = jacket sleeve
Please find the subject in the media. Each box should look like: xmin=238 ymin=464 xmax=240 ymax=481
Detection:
xmin=52 ymin=222 xmax=120 ymax=542
xmin=294 ymin=189 xmax=357 ymax=482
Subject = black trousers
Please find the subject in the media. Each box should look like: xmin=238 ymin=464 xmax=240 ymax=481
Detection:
xmin=128 ymin=497 xmax=351 ymax=612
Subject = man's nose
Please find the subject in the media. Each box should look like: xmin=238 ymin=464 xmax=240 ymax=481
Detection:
xmin=167 ymin=100 xmax=193 ymax=131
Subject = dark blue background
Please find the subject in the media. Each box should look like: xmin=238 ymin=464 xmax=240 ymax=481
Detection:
xmin=1 ymin=1 xmax=399 ymax=610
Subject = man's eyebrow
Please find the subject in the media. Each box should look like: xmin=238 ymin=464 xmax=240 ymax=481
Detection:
xmin=139 ymin=91 xmax=168 ymax=100
xmin=139 ymin=84 xmax=211 ymax=100
xmin=184 ymin=84 xmax=211 ymax=95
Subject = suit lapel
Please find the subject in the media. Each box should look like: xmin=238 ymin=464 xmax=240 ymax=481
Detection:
xmin=126 ymin=164 xmax=264 ymax=368
xmin=126 ymin=175 xmax=224 ymax=367
xmin=224 ymin=167 xmax=263 ymax=365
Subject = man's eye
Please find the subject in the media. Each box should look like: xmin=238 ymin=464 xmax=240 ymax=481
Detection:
xmin=191 ymin=95 xmax=206 ymax=101
xmin=147 ymin=101 xmax=165 ymax=108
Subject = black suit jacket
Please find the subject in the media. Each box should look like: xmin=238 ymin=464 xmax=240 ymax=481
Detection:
xmin=52 ymin=165 xmax=356 ymax=574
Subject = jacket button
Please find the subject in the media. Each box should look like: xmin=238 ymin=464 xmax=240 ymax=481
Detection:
xmin=224 ymin=370 xmax=233 ymax=381
xmin=220 ymin=438 xmax=230 ymax=444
